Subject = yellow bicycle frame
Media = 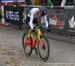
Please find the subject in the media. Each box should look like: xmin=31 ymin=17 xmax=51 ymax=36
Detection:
xmin=27 ymin=28 xmax=42 ymax=43
xmin=27 ymin=28 xmax=42 ymax=48
xmin=35 ymin=28 xmax=42 ymax=41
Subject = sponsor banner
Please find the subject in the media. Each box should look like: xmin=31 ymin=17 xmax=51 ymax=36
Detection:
xmin=64 ymin=9 xmax=75 ymax=36
xmin=1 ymin=0 xmax=14 ymax=5
xmin=23 ymin=6 xmax=75 ymax=36
xmin=19 ymin=2 xmax=26 ymax=5
xmin=1 ymin=0 xmax=14 ymax=2
xmin=4 ymin=6 xmax=24 ymax=25
xmin=47 ymin=7 xmax=65 ymax=34
xmin=18 ymin=0 xmax=26 ymax=5
xmin=18 ymin=0 xmax=25 ymax=2
xmin=4 ymin=6 xmax=75 ymax=36
xmin=1 ymin=0 xmax=26 ymax=5
xmin=47 ymin=7 xmax=75 ymax=36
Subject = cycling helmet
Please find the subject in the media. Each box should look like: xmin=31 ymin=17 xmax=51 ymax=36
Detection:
xmin=40 ymin=6 xmax=47 ymax=16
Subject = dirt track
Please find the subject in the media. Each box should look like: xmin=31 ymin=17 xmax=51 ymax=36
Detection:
xmin=0 ymin=26 xmax=75 ymax=66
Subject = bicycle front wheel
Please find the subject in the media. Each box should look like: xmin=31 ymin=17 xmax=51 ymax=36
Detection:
xmin=22 ymin=33 xmax=32 ymax=56
xmin=38 ymin=36 xmax=50 ymax=61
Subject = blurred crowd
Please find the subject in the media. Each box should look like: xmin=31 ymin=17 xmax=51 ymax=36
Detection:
xmin=25 ymin=0 xmax=74 ymax=6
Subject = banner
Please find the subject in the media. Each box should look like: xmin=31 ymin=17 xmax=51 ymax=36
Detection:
xmin=23 ymin=6 xmax=75 ymax=36
xmin=1 ymin=0 xmax=26 ymax=5
xmin=64 ymin=9 xmax=75 ymax=36
xmin=1 ymin=0 xmax=14 ymax=5
xmin=1 ymin=0 xmax=14 ymax=2
xmin=4 ymin=6 xmax=24 ymax=25
xmin=47 ymin=7 xmax=75 ymax=36
xmin=4 ymin=6 xmax=75 ymax=36
xmin=18 ymin=0 xmax=26 ymax=5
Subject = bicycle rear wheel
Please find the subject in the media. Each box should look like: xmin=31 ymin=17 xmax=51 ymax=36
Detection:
xmin=38 ymin=36 xmax=50 ymax=61
xmin=22 ymin=33 xmax=32 ymax=56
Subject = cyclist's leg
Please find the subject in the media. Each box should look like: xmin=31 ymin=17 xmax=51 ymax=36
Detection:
xmin=26 ymin=16 xmax=30 ymax=25
xmin=25 ymin=16 xmax=31 ymax=37
xmin=33 ymin=18 xmax=38 ymax=54
xmin=33 ymin=18 xmax=38 ymax=27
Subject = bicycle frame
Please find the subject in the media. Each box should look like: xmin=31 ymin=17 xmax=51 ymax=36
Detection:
xmin=23 ymin=27 xmax=50 ymax=61
xmin=35 ymin=28 xmax=42 ymax=41
xmin=29 ymin=28 xmax=42 ymax=49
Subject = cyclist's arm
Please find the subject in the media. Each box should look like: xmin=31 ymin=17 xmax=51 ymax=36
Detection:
xmin=43 ymin=15 xmax=49 ymax=27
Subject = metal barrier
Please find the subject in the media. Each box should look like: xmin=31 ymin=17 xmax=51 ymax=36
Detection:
xmin=3 ymin=5 xmax=75 ymax=36
xmin=4 ymin=6 xmax=24 ymax=26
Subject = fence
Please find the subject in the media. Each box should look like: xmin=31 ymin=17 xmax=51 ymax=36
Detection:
xmin=4 ymin=5 xmax=75 ymax=36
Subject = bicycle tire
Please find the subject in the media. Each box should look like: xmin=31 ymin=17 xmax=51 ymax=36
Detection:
xmin=37 ymin=36 xmax=50 ymax=61
xmin=22 ymin=32 xmax=33 ymax=56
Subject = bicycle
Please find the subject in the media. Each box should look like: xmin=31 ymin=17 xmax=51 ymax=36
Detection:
xmin=22 ymin=25 xmax=50 ymax=61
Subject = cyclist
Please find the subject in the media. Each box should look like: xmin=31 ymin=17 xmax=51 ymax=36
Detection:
xmin=25 ymin=7 xmax=49 ymax=31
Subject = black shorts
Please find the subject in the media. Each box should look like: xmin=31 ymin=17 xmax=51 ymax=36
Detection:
xmin=26 ymin=16 xmax=38 ymax=25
